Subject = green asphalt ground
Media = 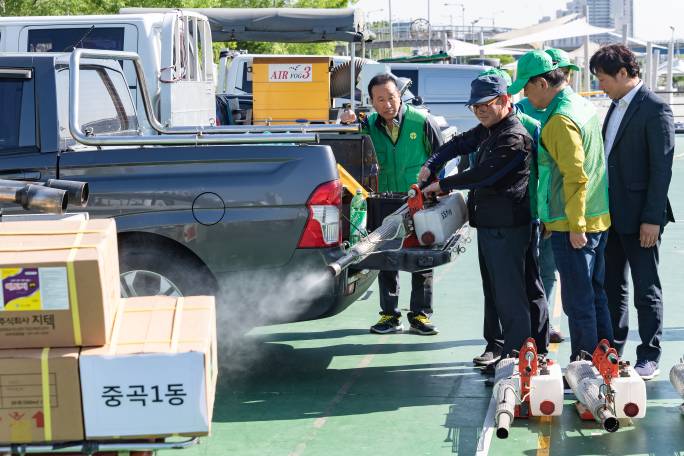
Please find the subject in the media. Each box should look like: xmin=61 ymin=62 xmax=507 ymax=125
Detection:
xmin=167 ymin=136 xmax=684 ymax=456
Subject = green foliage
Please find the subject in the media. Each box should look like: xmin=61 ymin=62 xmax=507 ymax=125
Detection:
xmin=1 ymin=0 xmax=356 ymax=56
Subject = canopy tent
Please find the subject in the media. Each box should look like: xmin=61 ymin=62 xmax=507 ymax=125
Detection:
xmin=119 ymin=7 xmax=371 ymax=43
xmin=485 ymin=18 xmax=614 ymax=49
xmin=446 ymin=38 xmax=523 ymax=57
xmin=658 ymin=59 xmax=684 ymax=75
xmin=604 ymin=33 xmax=667 ymax=49
xmin=492 ymin=14 xmax=579 ymax=42
xmin=566 ymin=41 xmax=602 ymax=58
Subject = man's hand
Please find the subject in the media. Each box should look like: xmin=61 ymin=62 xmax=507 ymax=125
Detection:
xmin=418 ymin=166 xmax=432 ymax=183
xmin=569 ymin=231 xmax=587 ymax=249
xmin=639 ymin=223 xmax=660 ymax=248
xmin=339 ymin=109 xmax=357 ymax=124
xmin=422 ymin=181 xmax=442 ymax=196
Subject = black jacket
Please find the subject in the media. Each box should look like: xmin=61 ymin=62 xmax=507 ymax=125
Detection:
xmin=603 ymin=84 xmax=676 ymax=234
xmin=430 ymin=112 xmax=533 ymax=228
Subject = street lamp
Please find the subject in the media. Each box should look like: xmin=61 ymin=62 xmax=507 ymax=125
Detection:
xmin=444 ymin=2 xmax=465 ymax=39
xmin=388 ymin=0 xmax=394 ymax=58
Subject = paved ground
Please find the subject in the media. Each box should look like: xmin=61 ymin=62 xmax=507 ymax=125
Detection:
xmin=166 ymin=137 xmax=684 ymax=456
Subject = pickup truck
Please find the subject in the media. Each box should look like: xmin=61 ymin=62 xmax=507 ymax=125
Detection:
xmin=0 ymin=52 xmax=377 ymax=324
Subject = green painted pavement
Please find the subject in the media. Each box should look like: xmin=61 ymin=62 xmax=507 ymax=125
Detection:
xmin=164 ymin=137 xmax=684 ymax=456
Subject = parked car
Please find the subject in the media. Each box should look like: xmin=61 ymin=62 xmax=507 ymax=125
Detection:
xmin=388 ymin=63 xmax=491 ymax=132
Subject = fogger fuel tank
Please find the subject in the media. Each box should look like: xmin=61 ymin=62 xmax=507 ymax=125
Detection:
xmin=413 ymin=192 xmax=467 ymax=246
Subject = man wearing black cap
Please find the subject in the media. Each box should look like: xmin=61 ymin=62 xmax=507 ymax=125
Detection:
xmin=422 ymin=75 xmax=534 ymax=359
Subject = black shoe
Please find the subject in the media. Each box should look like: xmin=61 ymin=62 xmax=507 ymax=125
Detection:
xmin=473 ymin=349 xmax=502 ymax=366
xmin=550 ymin=325 xmax=564 ymax=343
xmin=407 ymin=312 xmax=439 ymax=335
xmin=370 ymin=314 xmax=403 ymax=334
xmin=480 ymin=363 xmax=496 ymax=376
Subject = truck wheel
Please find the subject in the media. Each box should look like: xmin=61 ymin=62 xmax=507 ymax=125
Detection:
xmin=118 ymin=243 xmax=217 ymax=298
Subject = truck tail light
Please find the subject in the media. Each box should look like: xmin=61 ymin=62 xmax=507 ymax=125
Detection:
xmin=297 ymin=179 xmax=342 ymax=248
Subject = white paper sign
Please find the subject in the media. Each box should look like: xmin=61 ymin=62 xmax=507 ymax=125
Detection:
xmin=80 ymin=352 xmax=208 ymax=438
xmin=268 ymin=63 xmax=313 ymax=82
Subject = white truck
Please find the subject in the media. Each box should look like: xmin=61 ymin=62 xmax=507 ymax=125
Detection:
xmin=0 ymin=10 xmax=216 ymax=130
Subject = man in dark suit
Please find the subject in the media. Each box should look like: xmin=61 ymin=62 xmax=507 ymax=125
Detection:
xmin=590 ymin=44 xmax=675 ymax=380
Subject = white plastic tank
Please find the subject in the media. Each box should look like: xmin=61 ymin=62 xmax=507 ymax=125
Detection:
xmin=413 ymin=192 xmax=468 ymax=246
xmin=530 ymin=362 xmax=564 ymax=416
xmin=612 ymin=365 xmax=647 ymax=419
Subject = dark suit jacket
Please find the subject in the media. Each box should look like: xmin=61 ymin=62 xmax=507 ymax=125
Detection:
xmin=603 ymin=84 xmax=676 ymax=235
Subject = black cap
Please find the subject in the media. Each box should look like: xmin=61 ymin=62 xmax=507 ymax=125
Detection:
xmin=467 ymin=75 xmax=508 ymax=106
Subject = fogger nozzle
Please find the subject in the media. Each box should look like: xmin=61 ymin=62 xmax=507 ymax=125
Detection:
xmin=327 ymin=263 xmax=342 ymax=277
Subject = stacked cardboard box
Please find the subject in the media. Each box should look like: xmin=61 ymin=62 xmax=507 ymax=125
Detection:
xmin=0 ymin=219 xmax=218 ymax=444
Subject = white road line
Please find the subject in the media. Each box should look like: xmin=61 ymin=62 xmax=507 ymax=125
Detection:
xmin=475 ymin=395 xmax=497 ymax=456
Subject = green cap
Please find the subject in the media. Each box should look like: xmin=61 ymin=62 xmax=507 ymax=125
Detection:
xmin=545 ymin=48 xmax=580 ymax=71
xmin=508 ymin=50 xmax=558 ymax=95
xmin=478 ymin=68 xmax=512 ymax=86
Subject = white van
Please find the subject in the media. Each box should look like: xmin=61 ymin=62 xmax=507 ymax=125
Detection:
xmin=389 ymin=63 xmax=490 ymax=132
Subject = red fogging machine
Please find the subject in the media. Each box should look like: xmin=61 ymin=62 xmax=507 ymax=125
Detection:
xmin=565 ymin=339 xmax=647 ymax=433
xmin=327 ymin=183 xmax=468 ymax=276
xmin=493 ymin=338 xmax=564 ymax=439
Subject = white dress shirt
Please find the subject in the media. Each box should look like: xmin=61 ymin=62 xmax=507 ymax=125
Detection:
xmin=604 ymin=80 xmax=643 ymax=158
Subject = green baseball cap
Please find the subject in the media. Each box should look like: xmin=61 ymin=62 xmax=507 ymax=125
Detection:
xmin=508 ymin=50 xmax=558 ymax=95
xmin=545 ymin=48 xmax=580 ymax=71
xmin=478 ymin=68 xmax=512 ymax=86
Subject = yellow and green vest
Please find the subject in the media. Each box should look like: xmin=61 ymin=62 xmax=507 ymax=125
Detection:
xmin=537 ymin=87 xmax=610 ymax=224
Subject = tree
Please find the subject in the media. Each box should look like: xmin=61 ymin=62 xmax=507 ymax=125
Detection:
xmin=1 ymin=0 xmax=357 ymax=56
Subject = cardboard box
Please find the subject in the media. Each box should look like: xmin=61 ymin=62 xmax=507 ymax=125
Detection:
xmin=80 ymin=296 xmax=217 ymax=439
xmin=0 ymin=347 xmax=84 ymax=443
xmin=0 ymin=219 xmax=120 ymax=348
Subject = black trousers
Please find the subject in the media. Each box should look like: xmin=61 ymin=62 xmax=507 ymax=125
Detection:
xmin=605 ymin=226 xmax=663 ymax=362
xmin=378 ymin=269 xmax=433 ymax=316
xmin=478 ymin=224 xmax=533 ymax=357
xmin=482 ymin=223 xmax=549 ymax=355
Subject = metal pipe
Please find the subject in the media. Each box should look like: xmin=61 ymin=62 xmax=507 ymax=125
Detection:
xmin=670 ymin=359 xmax=684 ymax=398
xmin=0 ymin=179 xmax=88 ymax=209
xmin=566 ymin=361 xmax=619 ymax=432
xmin=328 ymin=206 xmax=407 ymax=277
xmin=350 ymin=42 xmax=356 ymax=111
xmin=69 ymin=49 xmax=319 ymax=146
xmin=0 ymin=183 xmax=68 ymax=214
xmin=646 ymin=41 xmax=653 ymax=88
xmin=45 ymin=179 xmax=89 ymax=207
xmin=493 ymin=358 xmax=517 ymax=439
xmin=163 ymin=123 xmax=361 ymax=134
xmin=0 ymin=437 xmax=198 ymax=454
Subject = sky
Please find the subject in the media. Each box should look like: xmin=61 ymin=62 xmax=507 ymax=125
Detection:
xmin=355 ymin=0 xmax=684 ymax=41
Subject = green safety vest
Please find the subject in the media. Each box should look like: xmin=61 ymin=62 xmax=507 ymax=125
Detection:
xmin=537 ymin=87 xmax=610 ymax=223
xmin=515 ymin=109 xmax=541 ymax=219
xmin=367 ymin=105 xmax=430 ymax=193
xmin=517 ymin=97 xmax=547 ymax=124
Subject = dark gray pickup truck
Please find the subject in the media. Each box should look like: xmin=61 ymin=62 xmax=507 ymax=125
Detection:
xmin=0 ymin=52 xmax=377 ymax=323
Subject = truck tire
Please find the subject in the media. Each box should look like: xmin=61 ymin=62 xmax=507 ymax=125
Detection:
xmin=118 ymin=241 xmax=217 ymax=298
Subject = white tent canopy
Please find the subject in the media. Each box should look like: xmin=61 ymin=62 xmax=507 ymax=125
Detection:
xmin=492 ymin=14 xmax=579 ymax=42
xmin=658 ymin=60 xmax=684 ymax=75
xmin=485 ymin=18 xmax=614 ymax=50
xmin=446 ymin=38 xmax=523 ymax=57
xmin=605 ymin=33 xmax=667 ymax=49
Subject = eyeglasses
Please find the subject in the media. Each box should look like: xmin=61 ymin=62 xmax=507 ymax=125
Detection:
xmin=468 ymin=97 xmax=500 ymax=112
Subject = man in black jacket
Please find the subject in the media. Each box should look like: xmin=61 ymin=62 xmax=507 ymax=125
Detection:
xmin=422 ymin=75 xmax=534 ymax=358
xmin=590 ymin=44 xmax=675 ymax=380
